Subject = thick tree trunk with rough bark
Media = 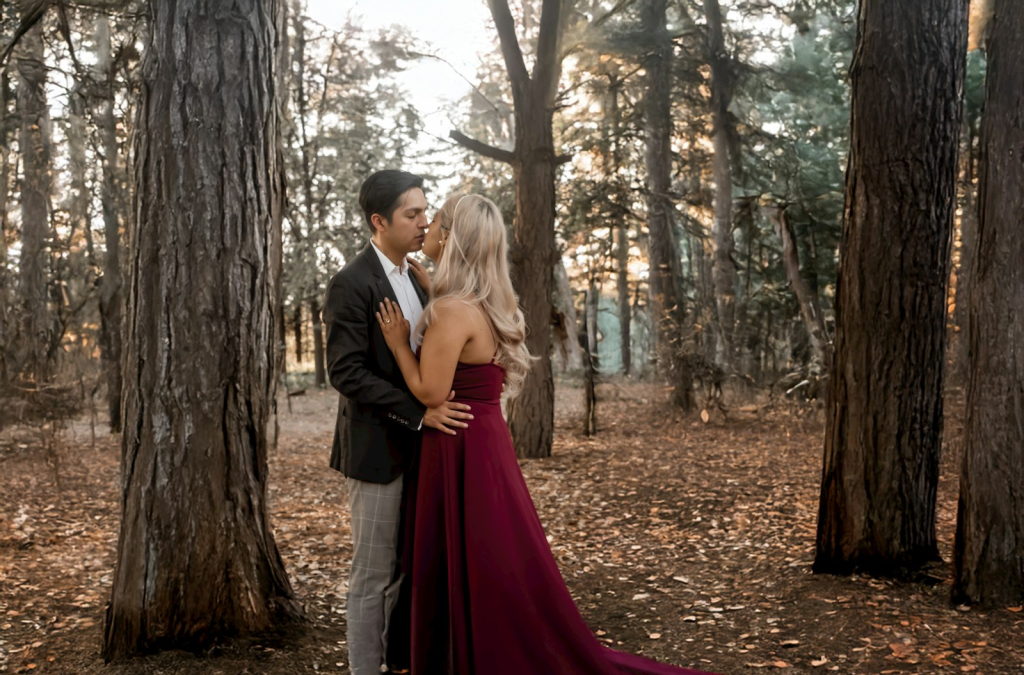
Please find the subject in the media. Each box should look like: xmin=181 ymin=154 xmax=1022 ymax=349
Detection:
xmin=449 ymin=0 xmax=564 ymax=458
xmin=1 ymin=38 xmax=13 ymax=380
xmin=95 ymin=15 xmax=123 ymax=432
xmin=102 ymin=0 xmax=300 ymax=659
xmin=15 ymin=22 xmax=51 ymax=384
xmin=642 ymin=0 xmax=695 ymax=411
xmin=507 ymin=97 xmax=557 ymax=457
xmin=814 ymin=0 xmax=967 ymax=578
xmin=704 ymin=0 xmax=737 ymax=371
xmin=953 ymin=0 xmax=1024 ymax=607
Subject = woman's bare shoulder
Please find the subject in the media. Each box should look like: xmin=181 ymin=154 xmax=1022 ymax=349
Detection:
xmin=430 ymin=296 xmax=476 ymax=316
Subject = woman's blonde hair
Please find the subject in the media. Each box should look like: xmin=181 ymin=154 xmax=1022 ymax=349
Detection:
xmin=434 ymin=192 xmax=462 ymax=234
xmin=416 ymin=194 xmax=534 ymax=397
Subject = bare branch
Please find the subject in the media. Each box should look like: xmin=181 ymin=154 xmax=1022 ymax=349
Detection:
xmin=449 ymin=130 xmax=516 ymax=164
xmin=408 ymin=50 xmax=504 ymax=116
xmin=487 ymin=0 xmax=531 ymax=107
xmin=593 ymin=0 xmax=636 ymax=29
xmin=0 ymin=0 xmax=53 ymax=69
xmin=533 ymin=0 xmax=565 ymax=106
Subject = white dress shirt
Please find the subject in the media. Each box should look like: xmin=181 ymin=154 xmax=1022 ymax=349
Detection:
xmin=371 ymin=240 xmax=424 ymax=352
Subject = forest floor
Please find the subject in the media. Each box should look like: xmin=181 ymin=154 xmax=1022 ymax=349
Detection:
xmin=1 ymin=380 xmax=1023 ymax=675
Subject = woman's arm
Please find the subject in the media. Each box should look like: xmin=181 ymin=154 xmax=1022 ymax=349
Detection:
xmin=377 ymin=297 xmax=472 ymax=408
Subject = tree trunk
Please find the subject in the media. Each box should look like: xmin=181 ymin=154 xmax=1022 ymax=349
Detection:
xmin=642 ymin=0 xmax=695 ymax=411
xmin=582 ymin=284 xmax=597 ymax=436
xmin=774 ymin=207 xmax=831 ymax=371
xmin=15 ymin=22 xmax=51 ymax=384
xmin=551 ymin=258 xmax=582 ymax=372
xmin=293 ymin=303 xmax=303 ymax=361
xmin=814 ymin=0 xmax=967 ymax=578
xmin=953 ymin=0 xmax=1024 ymax=607
xmin=616 ymin=221 xmax=631 ymax=376
xmin=951 ymin=114 xmax=977 ymax=387
xmin=103 ymin=0 xmax=301 ymax=659
xmin=96 ymin=15 xmax=123 ymax=432
xmin=464 ymin=0 xmax=564 ymax=459
xmin=310 ymin=298 xmax=325 ymax=388
xmin=606 ymin=79 xmax=631 ymax=377
xmin=704 ymin=0 xmax=737 ymax=371
xmin=506 ymin=101 xmax=556 ymax=457
xmin=0 ymin=50 xmax=13 ymax=381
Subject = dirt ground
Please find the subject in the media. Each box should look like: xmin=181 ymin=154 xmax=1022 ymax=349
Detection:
xmin=1 ymin=381 xmax=1022 ymax=674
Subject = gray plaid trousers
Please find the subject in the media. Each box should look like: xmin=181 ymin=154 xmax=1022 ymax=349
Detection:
xmin=345 ymin=475 xmax=405 ymax=675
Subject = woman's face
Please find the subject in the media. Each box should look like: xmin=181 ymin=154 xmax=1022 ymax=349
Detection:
xmin=422 ymin=209 xmax=446 ymax=262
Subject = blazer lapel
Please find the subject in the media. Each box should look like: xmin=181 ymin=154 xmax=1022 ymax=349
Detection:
xmin=362 ymin=242 xmax=401 ymax=308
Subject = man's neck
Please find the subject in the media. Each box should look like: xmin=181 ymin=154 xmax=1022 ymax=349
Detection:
xmin=371 ymin=236 xmax=406 ymax=269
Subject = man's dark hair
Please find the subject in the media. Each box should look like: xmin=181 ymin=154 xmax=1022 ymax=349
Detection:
xmin=359 ymin=170 xmax=425 ymax=233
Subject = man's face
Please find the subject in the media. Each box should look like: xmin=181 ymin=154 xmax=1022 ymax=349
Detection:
xmin=374 ymin=188 xmax=428 ymax=254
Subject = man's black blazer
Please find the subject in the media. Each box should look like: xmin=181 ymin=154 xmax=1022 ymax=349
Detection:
xmin=321 ymin=243 xmax=428 ymax=484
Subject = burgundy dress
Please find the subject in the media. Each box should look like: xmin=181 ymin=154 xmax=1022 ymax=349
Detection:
xmin=403 ymin=359 xmax=718 ymax=675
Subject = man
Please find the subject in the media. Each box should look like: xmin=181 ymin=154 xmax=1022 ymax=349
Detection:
xmin=322 ymin=170 xmax=472 ymax=674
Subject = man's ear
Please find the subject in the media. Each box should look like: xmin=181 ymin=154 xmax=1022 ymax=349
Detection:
xmin=370 ymin=213 xmax=387 ymax=235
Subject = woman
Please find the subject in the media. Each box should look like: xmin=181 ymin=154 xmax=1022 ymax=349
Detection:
xmin=377 ymin=194 xmax=716 ymax=675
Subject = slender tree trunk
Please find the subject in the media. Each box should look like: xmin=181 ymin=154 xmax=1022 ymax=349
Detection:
xmin=582 ymin=283 xmax=597 ymax=436
xmin=616 ymin=221 xmax=631 ymax=375
xmin=586 ymin=275 xmax=599 ymax=364
xmin=607 ymin=79 xmax=631 ymax=376
xmin=951 ymin=114 xmax=977 ymax=386
xmin=15 ymin=22 xmax=51 ymax=384
xmin=0 ymin=54 xmax=13 ymax=381
xmin=642 ymin=0 xmax=695 ymax=410
xmin=95 ymin=15 xmax=124 ymax=432
xmin=774 ymin=207 xmax=831 ymax=371
xmin=310 ymin=298 xmax=325 ymax=388
xmin=293 ymin=303 xmax=303 ymax=361
xmin=953 ymin=0 xmax=1024 ymax=607
xmin=814 ymin=0 xmax=967 ymax=577
xmin=67 ymin=86 xmax=88 ymax=262
xmin=103 ymin=0 xmax=301 ymax=659
xmin=552 ymin=258 xmax=582 ymax=372
xmin=704 ymin=0 xmax=737 ymax=371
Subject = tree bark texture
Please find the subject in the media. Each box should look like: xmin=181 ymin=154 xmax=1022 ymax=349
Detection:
xmin=310 ymin=298 xmax=325 ymax=388
xmin=15 ymin=22 xmax=51 ymax=384
xmin=616 ymin=220 xmax=631 ymax=376
xmin=776 ymin=208 xmax=831 ymax=371
xmin=642 ymin=0 xmax=695 ymax=411
xmin=1 ymin=46 xmax=13 ymax=380
xmin=953 ymin=0 xmax=1024 ymax=607
xmin=606 ymin=79 xmax=631 ymax=377
xmin=96 ymin=15 xmax=124 ymax=432
xmin=506 ymin=103 xmax=557 ymax=457
xmin=814 ymin=0 xmax=968 ymax=577
xmin=582 ymin=284 xmax=597 ymax=436
xmin=552 ymin=258 xmax=582 ymax=372
xmin=480 ymin=0 xmax=564 ymax=458
xmin=703 ymin=0 xmax=738 ymax=371
xmin=103 ymin=0 xmax=300 ymax=659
